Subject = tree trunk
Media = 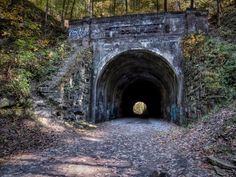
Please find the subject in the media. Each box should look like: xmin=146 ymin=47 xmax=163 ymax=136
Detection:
xmin=91 ymin=0 xmax=94 ymax=17
xmin=190 ymin=0 xmax=194 ymax=9
xmin=175 ymin=0 xmax=180 ymax=11
xmin=65 ymin=0 xmax=70 ymax=18
xmin=45 ymin=0 xmax=49 ymax=26
xmin=156 ymin=0 xmax=159 ymax=12
xmin=217 ymin=0 xmax=221 ymax=26
xmin=70 ymin=0 xmax=76 ymax=20
xmin=61 ymin=0 xmax=67 ymax=28
xmin=164 ymin=0 xmax=167 ymax=12
xmin=125 ymin=0 xmax=128 ymax=14
xmin=113 ymin=0 xmax=116 ymax=16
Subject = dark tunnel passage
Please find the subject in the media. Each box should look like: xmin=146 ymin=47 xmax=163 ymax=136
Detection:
xmin=94 ymin=50 xmax=179 ymax=123
xmin=121 ymin=80 xmax=162 ymax=118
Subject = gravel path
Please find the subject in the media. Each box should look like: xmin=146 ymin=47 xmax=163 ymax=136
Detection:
xmin=0 ymin=118 xmax=214 ymax=177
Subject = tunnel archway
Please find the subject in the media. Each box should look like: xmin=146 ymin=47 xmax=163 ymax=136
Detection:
xmin=93 ymin=50 xmax=179 ymax=123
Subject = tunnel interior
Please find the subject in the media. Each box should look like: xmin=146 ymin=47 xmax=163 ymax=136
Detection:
xmin=94 ymin=50 xmax=179 ymax=122
xmin=122 ymin=79 xmax=162 ymax=118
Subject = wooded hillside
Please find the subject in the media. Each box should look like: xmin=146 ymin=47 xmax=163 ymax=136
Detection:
xmin=0 ymin=1 xmax=235 ymax=176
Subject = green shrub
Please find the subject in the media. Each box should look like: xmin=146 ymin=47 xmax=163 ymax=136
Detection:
xmin=6 ymin=70 xmax=32 ymax=98
xmin=183 ymin=34 xmax=236 ymax=122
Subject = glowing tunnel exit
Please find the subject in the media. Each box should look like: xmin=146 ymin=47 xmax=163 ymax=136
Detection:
xmin=133 ymin=102 xmax=147 ymax=116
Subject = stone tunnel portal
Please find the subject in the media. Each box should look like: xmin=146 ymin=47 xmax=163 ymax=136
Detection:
xmin=94 ymin=50 xmax=179 ymax=123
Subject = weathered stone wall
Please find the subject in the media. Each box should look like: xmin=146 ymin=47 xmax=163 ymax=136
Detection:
xmin=62 ymin=48 xmax=92 ymax=121
xmin=39 ymin=47 xmax=92 ymax=121
xmin=39 ymin=10 xmax=208 ymax=124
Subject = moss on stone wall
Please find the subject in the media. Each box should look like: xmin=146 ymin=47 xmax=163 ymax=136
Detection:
xmin=52 ymin=46 xmax=93 ymax=122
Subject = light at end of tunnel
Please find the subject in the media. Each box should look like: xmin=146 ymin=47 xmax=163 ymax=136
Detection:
xmin=133 ymin=101 xmax=147 ymax=115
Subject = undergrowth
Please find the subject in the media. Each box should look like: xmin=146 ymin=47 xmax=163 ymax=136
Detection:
xmin=0 ymin=1 xmax=71 ymax=118
xmin=182 ymin=4 xmax=236 ymax=126
xmin=183 ymin=33 xmax=236 ymax=125
xmin=0 ymin=1 xmax=70 ymax=102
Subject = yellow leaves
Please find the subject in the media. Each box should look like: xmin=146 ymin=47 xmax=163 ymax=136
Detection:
xmin=36 ymin=39 xmax=49 ymax=48
xmin=2 ymin=31 xmax=11 ymax=37
xmin=17 ymin=30 xmax=33 ymax=37
xmin=0 ymin=0 xmax=9 ymax=8
xmin=0 ymin=6 xmax=24 ymax=22
xmin=159 ymin=140 xmax=166 ymax=144
xmin=47 ymin=51 xmax=54 ymax=59
xmin=182 ymin=34 xmax=206 ymax=59
xmin=1 ymin=1 xmax=43 ymax=38
xmin=188 ymin=34 xmax=205 ymax=44
xmin=31 ymin=47 xmax=38 ymax=52
xmin=28 ymin=22 xmax=41 ymax=31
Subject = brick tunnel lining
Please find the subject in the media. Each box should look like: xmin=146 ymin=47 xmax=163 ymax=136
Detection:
xmin=95 ymin=50 xmax=178 ymax=122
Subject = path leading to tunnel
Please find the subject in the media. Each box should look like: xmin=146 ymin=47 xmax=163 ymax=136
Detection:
xmin=0 ymin=118 xmax=213 ymax=177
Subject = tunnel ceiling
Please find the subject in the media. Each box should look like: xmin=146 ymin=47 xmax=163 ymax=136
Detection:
xmin=95 ymin=50 xmax=178 ymax=122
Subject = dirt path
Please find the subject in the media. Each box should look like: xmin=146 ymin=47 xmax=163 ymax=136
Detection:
xmin=0 ymin=117 xmax=215 ymax=177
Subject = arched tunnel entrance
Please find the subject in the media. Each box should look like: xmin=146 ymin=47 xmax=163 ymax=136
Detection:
xmin=93 ymin=50 xmax=180 ymax=123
